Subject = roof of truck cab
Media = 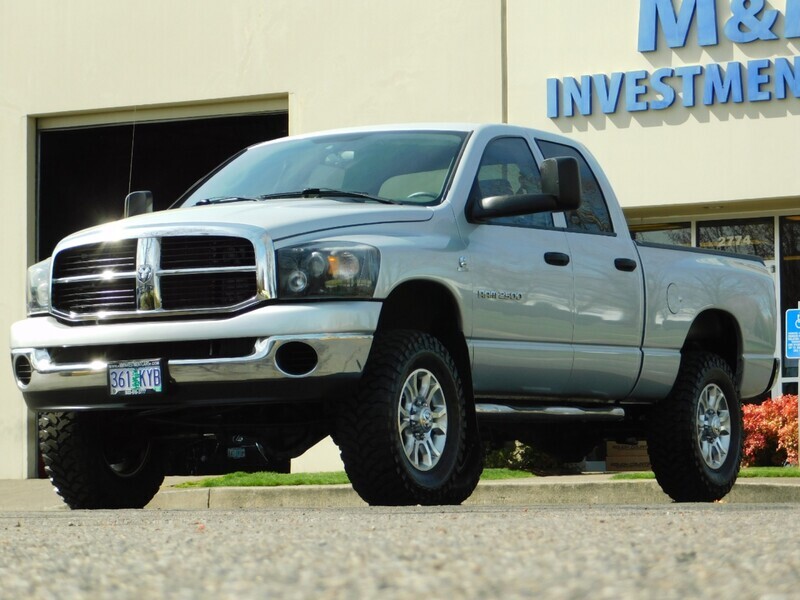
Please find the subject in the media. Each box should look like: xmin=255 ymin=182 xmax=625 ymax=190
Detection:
xmin=246 ymin=123 xmax=571 ymax=148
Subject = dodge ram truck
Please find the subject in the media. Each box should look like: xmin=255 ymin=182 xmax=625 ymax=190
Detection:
xmin=10 ymin=123 xmax=778 ymax=508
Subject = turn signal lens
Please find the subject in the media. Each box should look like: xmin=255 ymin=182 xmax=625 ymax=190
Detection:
xmin=327 ymin=251 xmax=360 ymax=279
xmin=26 ymin=258 xmax=52 ymax=316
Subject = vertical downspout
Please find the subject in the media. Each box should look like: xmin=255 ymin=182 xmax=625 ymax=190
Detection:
xmin=27 ymin=117 xmax=39 ymax=477
xmin=501 ymin=0 xmax=508 ymax=123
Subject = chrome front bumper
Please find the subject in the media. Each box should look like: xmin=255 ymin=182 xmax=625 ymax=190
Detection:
xmin=10 ymin=301 xmax=380 ymax=410
xmin=12 ymin=334 xmax=372 ymax=394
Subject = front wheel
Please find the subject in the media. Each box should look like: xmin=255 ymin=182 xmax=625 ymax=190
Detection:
xmin=336 ymin=330 xmax=481 ymax=505
xmin=647 ymin=352 xmax=743 ymax=502
xmin=39 ymin=411 xmax=165 ymax=509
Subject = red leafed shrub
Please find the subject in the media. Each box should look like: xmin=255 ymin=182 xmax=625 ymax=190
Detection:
xmin=742 ymin=395 xmax=798 ymax=467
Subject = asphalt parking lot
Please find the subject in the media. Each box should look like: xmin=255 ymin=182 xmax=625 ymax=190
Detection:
xmin=2 ymin=503 xmax=800 ymax=599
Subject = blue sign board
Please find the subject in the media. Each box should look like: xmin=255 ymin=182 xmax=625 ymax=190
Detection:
xmin=785 ymin=309 xmax=800 ymax=359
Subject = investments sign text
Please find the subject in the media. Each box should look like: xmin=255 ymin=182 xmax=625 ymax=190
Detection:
xmin=547 ymin=0 xmax=800 ymax=118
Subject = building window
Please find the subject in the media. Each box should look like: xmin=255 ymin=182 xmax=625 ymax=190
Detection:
xmin=630 ymin=222 xmax=691 ymax=246
xmin=696 ymin=218 xmax=774 ymax=259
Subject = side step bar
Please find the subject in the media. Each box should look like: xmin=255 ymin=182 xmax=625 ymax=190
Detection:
xmin=475 ymin=403 xmax=625 ymax=421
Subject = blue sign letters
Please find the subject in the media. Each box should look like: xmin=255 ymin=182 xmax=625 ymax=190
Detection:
xmin=548 ymin=0 xmax=800 ymax=118
xmin=724 ymin=0 xmax=779 ymax=43
xmin=546 ymin=57 xmax=800 ymax=117
xmin=638 ymin=0 xmax=718 ymax=51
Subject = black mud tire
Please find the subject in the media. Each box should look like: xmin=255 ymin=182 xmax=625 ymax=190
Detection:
xmin=646 ymin=352 xmax=743 ymax=502
xmin=441 ymin=431 xmax=484 ymax=504
xmin=336 ymin=330 xmax=481 ymax=505
xmin=39 ymin=411 xmax=165 ymax=509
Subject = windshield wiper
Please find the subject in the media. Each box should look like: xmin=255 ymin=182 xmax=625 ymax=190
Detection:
xmin=258 ymin=188 xmax=397 ymax=205
xmin=194 ymin=196 xmax=260 ymax=206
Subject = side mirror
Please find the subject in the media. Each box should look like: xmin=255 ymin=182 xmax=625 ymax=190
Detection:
xmin=124 ymin=190 xmax=154 ymax=218
xmin=541 ymin=156 xmax=581 ymax=211
xmin=469 ymin=193 xmax=558 ymax=222
xmin=467 ymin=156 xmax=582 ymax=222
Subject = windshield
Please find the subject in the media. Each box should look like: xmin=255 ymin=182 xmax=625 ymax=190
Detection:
xmin=178 ymin=130 xmax=469 ymax=208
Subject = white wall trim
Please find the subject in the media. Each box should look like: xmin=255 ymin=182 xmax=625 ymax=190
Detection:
xmin=36 ymin=95 xmax=289 ymax=131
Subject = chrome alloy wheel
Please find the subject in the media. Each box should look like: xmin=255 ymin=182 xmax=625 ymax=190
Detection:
xmin=696 ymin=383 xmax=732 ymax=469
xmin=397 ymin=368 xmax=448 ymax=472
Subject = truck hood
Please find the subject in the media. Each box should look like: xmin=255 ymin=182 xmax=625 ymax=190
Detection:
xmin=56 ymin=199 xmax=434 ymax=249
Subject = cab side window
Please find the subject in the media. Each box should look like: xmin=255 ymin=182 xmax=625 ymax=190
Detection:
xmin=470 ymin=137 xmax=554 ymax=230
xmin=537 ymin=140 xmax=613 ymax=234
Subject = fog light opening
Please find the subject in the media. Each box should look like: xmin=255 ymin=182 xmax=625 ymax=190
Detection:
xmin=14 ymin=356 xmax=33 ymax=386
xmin=274 ymin=342 xmax=318 ymax=376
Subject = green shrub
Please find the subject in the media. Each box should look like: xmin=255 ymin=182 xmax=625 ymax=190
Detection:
xmin=484 ymin=441 xmax=580 ymax=475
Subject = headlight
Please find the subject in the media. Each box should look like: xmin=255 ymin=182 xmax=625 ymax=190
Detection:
xmin=26 ymin=258 xmax=52 ymax=316
xmin=276 ymin=243 xmax=380 ymax=299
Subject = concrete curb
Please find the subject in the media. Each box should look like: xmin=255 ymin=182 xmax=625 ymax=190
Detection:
xmin=727 ymin=481 xmax=800 ymax=503
xmin=144 ymin=478 xmax=800 ymax=510
xmin=4 ymin=476 xmax=800 ymax=511
xmin=149 ymin=485 xmax=367 ymax=510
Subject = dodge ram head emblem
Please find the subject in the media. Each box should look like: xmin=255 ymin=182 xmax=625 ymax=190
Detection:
xmin=137 ymin=264 xmax=154 ymax=284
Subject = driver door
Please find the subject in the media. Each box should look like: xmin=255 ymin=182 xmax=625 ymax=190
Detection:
xmin=463 ymin=136 xmax=575 ymax=397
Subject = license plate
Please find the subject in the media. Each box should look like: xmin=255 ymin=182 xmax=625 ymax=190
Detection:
xmin=108 ymin=359 xmax=164 ymax=396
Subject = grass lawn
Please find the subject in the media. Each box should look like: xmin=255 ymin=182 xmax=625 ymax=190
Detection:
xmin=176 ymin=466 xmax=800 ymax=488
xmin=611 ymin=466 xmax=800 ymax=480
xmin=176 ymin=467 xmax=534 ymax=488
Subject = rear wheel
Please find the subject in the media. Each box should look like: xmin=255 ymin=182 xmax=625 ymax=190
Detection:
xmin=647 ymin=352 xmax=742 ymax=502
xmin=336 ymin=330 xmax=482 ymax=505
xmin=39 ymin=411 xmax=165 ymax=509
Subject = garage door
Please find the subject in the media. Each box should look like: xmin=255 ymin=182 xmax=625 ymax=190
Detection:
xmin=37 ymin=111 xmax=288 ymax=259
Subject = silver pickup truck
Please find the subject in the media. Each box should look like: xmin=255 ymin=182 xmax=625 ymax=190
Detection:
xmin=10 ymin=124 xmax=777 ymax=509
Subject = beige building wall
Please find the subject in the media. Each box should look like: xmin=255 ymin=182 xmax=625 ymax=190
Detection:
xmin=1 ymin=0 xmax=797 ymax=476
xmin=0 ymin=0 xmax=504 ymax=478
xmin=508 ymin=0 xmax=800 ymax=213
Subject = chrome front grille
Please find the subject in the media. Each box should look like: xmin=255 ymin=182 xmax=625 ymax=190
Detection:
xmin=54 ymin=239 xmax=138 ymax=277
xmin=160 ymin=272 xmax=258 ymax=310
xmin=52 ymin=279 xmax=137 ymax=313
xmin=160 ymin=236 xmax=255 ymax=269
xmin=51 ymin=235 xmax=262 ymax=320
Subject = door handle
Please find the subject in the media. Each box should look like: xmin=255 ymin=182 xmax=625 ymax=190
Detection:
xmin=614 ymin=258 xmax=638 ymax=272
xmin=544 ymin=252 xmax=571 ymax=267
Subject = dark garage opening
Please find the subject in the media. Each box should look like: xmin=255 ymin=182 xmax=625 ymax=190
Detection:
xmin=34 ymin=110 xmax=288 ymax=477
xmin=37 ymin=111 xmax=288 ymax=260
